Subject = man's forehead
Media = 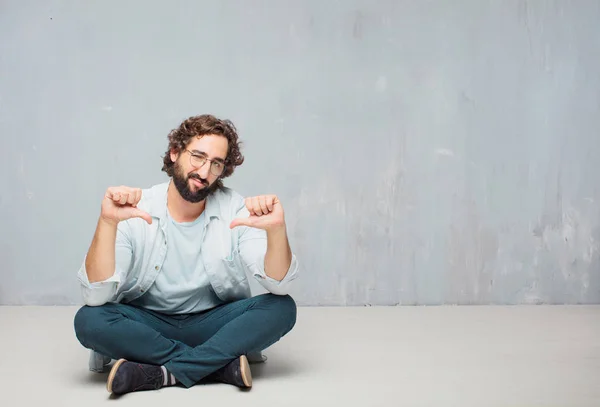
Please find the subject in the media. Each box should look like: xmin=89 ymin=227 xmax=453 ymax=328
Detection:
xmin=186 ymin=134 xmax=228 ymax=158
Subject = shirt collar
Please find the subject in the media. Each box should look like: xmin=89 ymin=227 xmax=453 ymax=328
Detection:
xmin=204 ymin=191 xmax=221 ymax=220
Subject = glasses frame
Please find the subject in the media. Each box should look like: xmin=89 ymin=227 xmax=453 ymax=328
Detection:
xmin=184 ymin=149 xmax=226 ymax=177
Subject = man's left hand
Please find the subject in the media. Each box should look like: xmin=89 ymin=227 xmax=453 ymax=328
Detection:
xmin=230 ymin=195 xmax=285 ymax=231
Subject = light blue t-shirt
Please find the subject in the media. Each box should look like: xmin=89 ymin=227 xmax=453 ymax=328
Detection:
xmin=131 ymin=209 xmax=224 ymax=314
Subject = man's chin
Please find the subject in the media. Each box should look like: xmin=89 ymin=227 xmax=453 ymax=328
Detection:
xmin=181 ymin=183 xmax=214 ymax=203
xmin=181 ymin=192 xmax=207 ymax=203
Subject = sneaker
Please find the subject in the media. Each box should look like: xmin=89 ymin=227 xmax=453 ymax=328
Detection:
xmin=208 ymin=355 xmax=252 ymax=388
xmin=107 ymin=359 xmax=165 ymax=395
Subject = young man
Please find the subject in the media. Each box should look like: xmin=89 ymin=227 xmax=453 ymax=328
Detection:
xmin=74 ymin=114 xmax=299 ymax=395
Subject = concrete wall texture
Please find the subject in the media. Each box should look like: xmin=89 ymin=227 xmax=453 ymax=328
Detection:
xmin=1 ymin=1 xmax=599 ymax=305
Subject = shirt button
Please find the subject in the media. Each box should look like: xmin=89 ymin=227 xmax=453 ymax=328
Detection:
xmin=155 ymin=265 xmax=159 ymax=270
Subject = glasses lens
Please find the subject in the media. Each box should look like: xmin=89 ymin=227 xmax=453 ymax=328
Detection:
xmin=211 ymin=162 xmax=225 ymax=176
xmin=190 ymin=155 xmax=205 ymax=167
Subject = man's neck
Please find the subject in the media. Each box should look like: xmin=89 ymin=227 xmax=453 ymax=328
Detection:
xmin=166 ymin=181 xmax=206 ymax=223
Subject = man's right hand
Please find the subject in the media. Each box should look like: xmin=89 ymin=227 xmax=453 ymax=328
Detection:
xmin=100 ymin=186 xmax=152 ymax=225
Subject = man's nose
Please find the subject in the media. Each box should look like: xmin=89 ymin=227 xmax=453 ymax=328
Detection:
xmin=196 ymin=161 xmax=211 ymax=179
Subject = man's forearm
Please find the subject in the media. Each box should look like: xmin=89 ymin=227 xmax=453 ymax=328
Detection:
xmin=264 ymin=226 xmax=292 ymax=281
xmin=85 ymin=217 xmax=118 ymax=283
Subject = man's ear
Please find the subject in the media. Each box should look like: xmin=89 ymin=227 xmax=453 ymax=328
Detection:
xmin=170 ymin=148 xmax=180 ymax=163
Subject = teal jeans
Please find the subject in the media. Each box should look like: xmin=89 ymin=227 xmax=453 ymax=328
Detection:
xmin=74 ymin=293 xmax=297 ymax=388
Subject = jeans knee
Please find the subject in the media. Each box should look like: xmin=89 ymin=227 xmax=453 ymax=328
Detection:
xmin=253 ymin=293 xmax=297 ymax=331
xmin=283 ymin=294 xmax=297 ymax=319
xmin=274 ymin=294 xmax=297 ymax=331
xmin=74 ymin=304 xmax=110 ymax=347
xmin=74 ymin=306 xmax=93 ymax=346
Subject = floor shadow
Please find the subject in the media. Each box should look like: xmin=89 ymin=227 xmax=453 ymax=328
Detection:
xmin=250 ymin=358 xmax=299 ymax=380
xmin=79 ymin=371 xmax=110 ymax=385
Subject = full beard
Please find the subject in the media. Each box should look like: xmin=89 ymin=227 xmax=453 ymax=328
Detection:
xmin=172 ymin=162 xmax=220 ymax=203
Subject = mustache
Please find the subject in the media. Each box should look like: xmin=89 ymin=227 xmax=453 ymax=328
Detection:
xmin=188 ymin=173 xmax=208 ymax=186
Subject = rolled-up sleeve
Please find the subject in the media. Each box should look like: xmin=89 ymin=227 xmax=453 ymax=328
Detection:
xmin=76 ymin=222 xmax=133 ymax=306
xmin=236 ymin=216 xmax=299 ymax=296
xmin=249 ymin=250 xmax=299 ymax=295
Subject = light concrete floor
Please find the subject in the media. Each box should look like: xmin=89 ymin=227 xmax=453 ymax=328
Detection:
xmin=0 ymin=305 xmax=598 ymax=406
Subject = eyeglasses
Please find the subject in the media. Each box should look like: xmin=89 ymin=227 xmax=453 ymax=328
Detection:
xmin=185 ymin=150 xmax=226 ymax=176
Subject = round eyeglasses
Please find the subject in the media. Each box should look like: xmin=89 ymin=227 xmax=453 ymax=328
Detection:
xmin=185 ymin=150 xmax=226 ymax=176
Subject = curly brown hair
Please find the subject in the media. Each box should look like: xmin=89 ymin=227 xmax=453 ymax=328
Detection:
xmin=162 ymin=114 xmax=244 ymax=190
